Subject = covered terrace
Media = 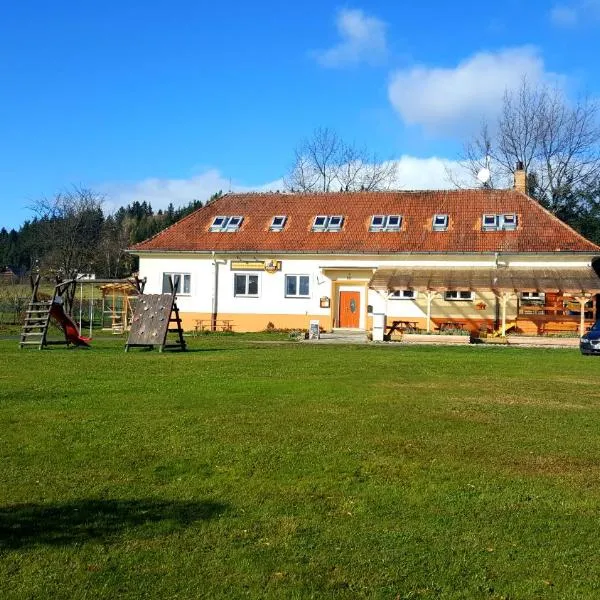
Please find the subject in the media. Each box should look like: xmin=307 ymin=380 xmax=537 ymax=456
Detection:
xmin=369 ymin=266 xmax=600 ymax=337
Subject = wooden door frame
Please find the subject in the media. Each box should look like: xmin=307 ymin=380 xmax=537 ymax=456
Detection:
xmin=332 ymin=281 xmax=368 ymax=329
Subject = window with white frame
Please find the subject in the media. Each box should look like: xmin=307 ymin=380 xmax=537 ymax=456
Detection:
xmin=210 ymin=215 xmax=244 ymax=232
xmin=482 ymin=213 xmax=518 ymax=231
xmin=162 ymin=273 xmax=191 ymax=295
xmin=501 ymin=213 xmax=517 ymax=230
xmin=285 ymin=274 xmax=310 ymax=297
xmin=444 ymin=290 xmax=473 ymax=301
xmin=389 ymin=289 xmax=416 ymax=299
xmin=432 ymin=214 xmax=449 ymax=231
xmin=312 ymin=215 xmax=344 ymax=231
xmin=482 ymin=214 xmax=499 ymax=231
xmin=234 ymin=273 xmax=259 ymax=297
xmin=270 ymin=216 xmax=287 ymax=231
xmin=370 ymin=215 xmax=402 ymax=231
xmin=520 ymin=291 xmax=543 ymax=303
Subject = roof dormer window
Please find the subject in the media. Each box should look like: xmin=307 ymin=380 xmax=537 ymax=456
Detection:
xmin=432 ymin=214 xmax=449 ymax=231
xmin=312 ymin=215 xmax=344 ymax=231
xmin=370 ymin=215 xmax=402 ymax=232
xmin=270 ymin=216 xmax=287 ymax=231
xmin=210 ymin=215 xmax=244 ymax=232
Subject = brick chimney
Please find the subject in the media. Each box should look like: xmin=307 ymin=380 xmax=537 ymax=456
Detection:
xmin=514 ymin=161 xmax=527 ymax=194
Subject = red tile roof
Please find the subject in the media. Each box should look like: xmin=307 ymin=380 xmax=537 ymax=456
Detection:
xmin=130 ymin=190 xmax=600 ymax=254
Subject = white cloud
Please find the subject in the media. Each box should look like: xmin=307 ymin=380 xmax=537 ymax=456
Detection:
xmin=388 ymin=47 xmax=554 ymax=135
xmin=393 ymin=156 xmax=469 ymax=189
xmin=550 ymin=1 xmax=600 ymax=27
xmin=550 ymin=5 xmax=579 ymax=26
xmin=100 ymin=158 xmax=474 ymax=216
xmin=313 ymin=8 xmax=387 ymax=68
xmin=101 ymin=169 xmax=284 ymax=214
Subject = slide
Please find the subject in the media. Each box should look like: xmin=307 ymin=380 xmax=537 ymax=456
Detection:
xmin=50 ymin=302 xmax=91 ymax=347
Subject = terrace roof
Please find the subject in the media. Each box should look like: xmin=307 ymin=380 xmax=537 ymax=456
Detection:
xmin=369 ymin=266 xmax=600 ymax=294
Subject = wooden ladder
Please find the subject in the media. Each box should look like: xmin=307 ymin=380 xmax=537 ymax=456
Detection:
xmin=20 ymin=275 xmax=55 ymax=350
xmin=161 ymin=300 xmax=187 ymax=352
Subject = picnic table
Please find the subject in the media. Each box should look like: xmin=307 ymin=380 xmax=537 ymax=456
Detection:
xmin=437 ymin=321 xmax=465 ymax=332
xmin=384 ymin=320 xmax=418 ymax=340
xmin=194 ymin=319 xmax=234 ymax=334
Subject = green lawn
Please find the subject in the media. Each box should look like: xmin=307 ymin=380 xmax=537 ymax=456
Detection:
xmin=2 ymin=337 xmax=600 ymax=599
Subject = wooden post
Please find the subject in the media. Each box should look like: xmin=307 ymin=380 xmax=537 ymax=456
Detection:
xmin=496 ymin=291 xmax=513 ymax=337
xmin=575 ymin=295 xmax=589 ymax=336
xmin=424 ymin=290 xmax=437 ymax=333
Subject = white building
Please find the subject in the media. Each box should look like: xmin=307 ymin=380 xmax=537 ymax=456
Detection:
xmin=130 ymin=173 xmax=600 ymax=336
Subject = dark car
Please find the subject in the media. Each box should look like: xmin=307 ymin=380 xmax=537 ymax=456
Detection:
xmin=580 ymin=321 xmax=600 ymax=355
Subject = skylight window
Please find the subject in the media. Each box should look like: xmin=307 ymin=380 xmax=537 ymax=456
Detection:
xmin=370 ymin=215 xmax=402 ymax=232
xmin=371 ymin=215 xmax=385 ymax=229
xmin=482 ymin=214 xmax=499 ymax=231
xmin=210 ymin=216 xmax=244 ymax=232
xmin=312 ymin=215 xmax=344 ymax=231
xmin=433 ymin=214 xmax=449 ymax=231
xmin=501 ymin=214 xmax=517 ymax=230
xmin=328 ymin=216 xmax=344 ymax=230
xmin=313 ymin=216 xmax=327 ymax=230
xmin=270 ymin=216 xmax=287 ymax=231
xmin=482 ymin=213 xmax=518 ymax=231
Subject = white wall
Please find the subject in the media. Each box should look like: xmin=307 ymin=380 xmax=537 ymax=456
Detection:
xmin=137 ymin=252 xmax=596 ymax=322
xmin=216 ymin=258 xmax=332 ymax=317
xmin=140 ymin=256 xmax=213 ymax=313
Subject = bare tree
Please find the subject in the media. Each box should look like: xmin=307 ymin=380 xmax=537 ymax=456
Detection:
xmin=462 ymin=78 xmax=600 ymax=212
xmin=31 ymin=186 xmax=104 ymax=278
xmin=285 ymin=127 xmax=398 ymax=192
xmin=98 ymin=215 xmax=134 ymax=278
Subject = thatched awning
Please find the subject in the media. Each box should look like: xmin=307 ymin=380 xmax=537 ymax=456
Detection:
xmin=369 ymin=266 xmax=600 ymax=294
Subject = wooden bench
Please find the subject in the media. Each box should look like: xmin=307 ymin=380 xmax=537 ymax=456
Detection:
xmin=194 ymin=319 xmax=234 ymax=334
xmin=539 ymin=323 xmax=578 ymax=335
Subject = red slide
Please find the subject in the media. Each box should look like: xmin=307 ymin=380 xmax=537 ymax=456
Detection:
xmin=50 ymin=303 xmax=91 ymax=347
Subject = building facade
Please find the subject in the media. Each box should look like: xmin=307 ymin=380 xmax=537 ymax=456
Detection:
xmin=131 ymin=180 xmax=600 ymax=336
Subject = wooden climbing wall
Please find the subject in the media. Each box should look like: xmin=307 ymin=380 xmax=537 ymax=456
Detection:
xmin=127 ymin=294 xmax=174 ymax=348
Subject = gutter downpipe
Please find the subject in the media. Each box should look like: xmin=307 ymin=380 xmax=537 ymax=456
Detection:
xmin=494 ymin=253 xmax=500 ymax=330
xmin=211 ymin=253 xmax=229 ymax=330
xmin=211 ymin=251 xmax=219 ymax=331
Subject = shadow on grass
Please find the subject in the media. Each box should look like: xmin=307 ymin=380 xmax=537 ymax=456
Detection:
xmin=0 ymin=498 xmax=226 ymax=549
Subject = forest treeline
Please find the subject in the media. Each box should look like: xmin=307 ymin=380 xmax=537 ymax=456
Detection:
xmin=0 ymin=191 xmax=222 ymax=279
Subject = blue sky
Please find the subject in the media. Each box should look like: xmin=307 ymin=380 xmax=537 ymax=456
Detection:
xmin=1 ymin=0 xmax=600 ymax=229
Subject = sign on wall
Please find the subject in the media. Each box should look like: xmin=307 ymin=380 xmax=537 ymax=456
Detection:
xmin=230 ymin=260 xmax=282 ymax=273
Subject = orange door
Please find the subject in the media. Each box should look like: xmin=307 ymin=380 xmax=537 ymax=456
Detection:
xmin=338 ymin=291 xmax=361 ymax=328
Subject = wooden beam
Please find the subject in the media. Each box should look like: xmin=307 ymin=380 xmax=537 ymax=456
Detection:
xmin=574 ymin=295 xmax=592 ymax=336
xmin=424 ymin=290 xmax=438 ymax=333
xmin=495 ymin=291 xmax=514 ymax=337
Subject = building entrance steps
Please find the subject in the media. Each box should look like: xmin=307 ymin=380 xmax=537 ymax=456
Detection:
xmin=304 ymin=329 xmax=369 ymax=344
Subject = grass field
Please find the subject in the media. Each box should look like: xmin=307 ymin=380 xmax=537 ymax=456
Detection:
xmin=2 ymin=337 xmax=600 ymax=599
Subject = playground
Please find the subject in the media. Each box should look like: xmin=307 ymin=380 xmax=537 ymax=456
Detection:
xmin=3 ymin=336 xmax=600 ymax=598
xmin=19 ymin=274 xmax=185 ymax=351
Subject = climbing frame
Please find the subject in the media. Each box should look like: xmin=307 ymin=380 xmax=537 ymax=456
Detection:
xmin=125 ymin=292 xmax=186 ymax=352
